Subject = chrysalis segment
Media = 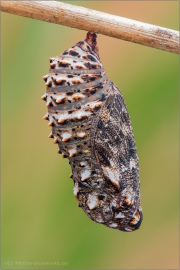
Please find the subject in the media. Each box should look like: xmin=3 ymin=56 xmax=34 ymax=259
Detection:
xmin=42 ymin=32 xmax=143 ymax=232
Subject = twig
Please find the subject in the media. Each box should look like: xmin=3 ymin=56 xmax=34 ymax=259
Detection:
xmin=1 ymin=1 xmax=179 ymax=54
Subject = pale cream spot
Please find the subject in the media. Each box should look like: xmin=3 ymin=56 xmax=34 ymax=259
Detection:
xmin=90 ymin=101 xmax=103 ymax=108
xmin=124 ymin=227 xmax=133 ymax=232
xmin=73 ymin=184 xmax=79 ymax=199
xmin=85 ymin=101 xmax=103 ymax=109
xmin=95 ymin=216 xmax=104 ymax=223
xmin=68 ymin=147 xmax=77 ymax=157
xmin=55 ymin=74 xmax=84 ymax=85
xmin=102 ymin=166 xmax=120 ymax=189
xmin=45 ymin=77 xmax=52 ymax=87
xmin=57 ymin=113 xmax=69 ymax=123
xmin=83 ymin=149 xmax=90 ymax=155
xmin=121 ymin=165 xmax=128 ymax=172
xmin=45 ymin=95 xmax=52 ymax=107
xmin=130 ymin=158 xmax=136 ymax=169
xmin=77 ymin=131 xmax=86 ymax=139
xmin=87 ymin=194 xmax=99 ymax=210
xmin=55 ymin=110 xmax=91 ymax=124
xmin=109 ymin=223 xmax=118 ymax=228
xmin=121 ymin=124 xmax=130 ymax=136
xmin=61 ymin=132 xmax=72 ymax=142
xmin=48 ymin=114 xmax=54 ymax=123
xmin=115 ymin=212 xmax=125 ymax=219
xmin=111 ymin=200 xmax=118 ymax=208
xmin=68 ymin=111 xmax=90 ymax=121
xmin=81 ymin=169 xmax=91 ymax=181
xmin=80 ymin=161 xmax=87 ymax=167
xmin=53 ymin=136 xmax=58 ymax=144
xmin=48 ymin=114 xmax=54 ymax=126
xmin=56 ymin=94 xmax=66 ymax=103
xmin=76 ymin=110 xmax=90 ymax=120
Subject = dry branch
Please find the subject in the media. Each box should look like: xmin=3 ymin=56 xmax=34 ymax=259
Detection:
xmin=1 ymin=1 xmax=179 ymax=54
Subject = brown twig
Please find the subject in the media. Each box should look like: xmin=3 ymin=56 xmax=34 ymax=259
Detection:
xmin=1 ymin=1 xmax=179 ymax=54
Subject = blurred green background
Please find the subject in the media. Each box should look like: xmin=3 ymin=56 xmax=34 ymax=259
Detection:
xmin=1 ymin=1 xmax=179 ymax=269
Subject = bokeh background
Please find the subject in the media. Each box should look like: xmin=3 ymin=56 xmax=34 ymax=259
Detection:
xmin=1 ymin=1 xmax=179 ymax=269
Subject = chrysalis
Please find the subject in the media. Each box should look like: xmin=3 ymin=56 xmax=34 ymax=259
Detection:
xmin=42 ymin=32 xmax=143 ymax=232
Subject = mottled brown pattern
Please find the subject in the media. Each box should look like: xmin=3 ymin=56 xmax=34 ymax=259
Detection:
xmin=42 ymin=32 xmax=143 ymax=232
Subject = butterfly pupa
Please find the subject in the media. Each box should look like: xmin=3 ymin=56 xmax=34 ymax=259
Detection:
xmin=42 ymin=32 xmax=143 ymax=232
